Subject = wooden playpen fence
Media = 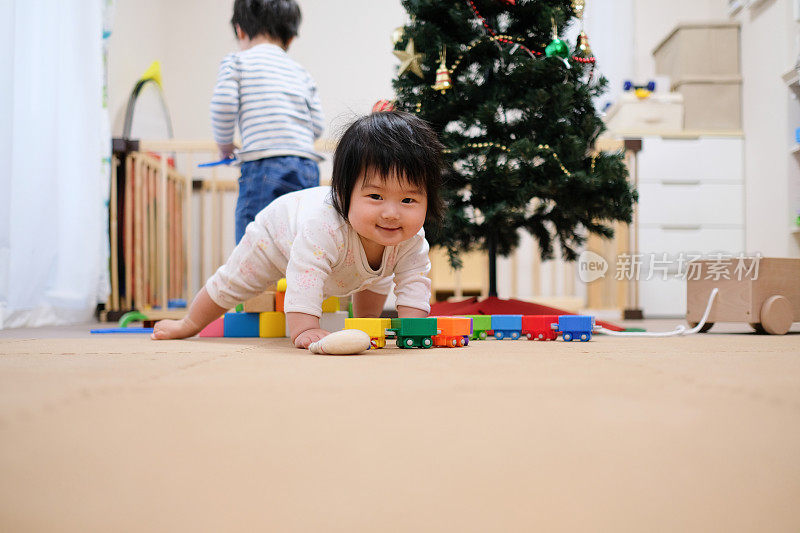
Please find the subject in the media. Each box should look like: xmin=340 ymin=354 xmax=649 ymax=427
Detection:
xmin=108 ymin=140 xmax=240 ymax=320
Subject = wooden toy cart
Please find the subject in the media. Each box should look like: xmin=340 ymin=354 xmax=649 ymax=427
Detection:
xmin=686 ymin=257 xmax=800 ymax=335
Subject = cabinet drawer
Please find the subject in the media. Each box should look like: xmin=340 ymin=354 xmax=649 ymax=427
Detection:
xmin=639 ymin=276 xmax=687 ymax=317
xmin=638 ymin=226 xmax=744 ymax=257
xmin=636 ymin=182 xmax=743 ymax=226
xmin=638 ymin=136 xmax=743 ymax=183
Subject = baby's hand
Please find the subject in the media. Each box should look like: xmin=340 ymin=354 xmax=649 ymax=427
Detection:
xmin=151 ymin=318 xmax=200 ymax=340
xmin=294 ymin=328 xmax=331 ymax=349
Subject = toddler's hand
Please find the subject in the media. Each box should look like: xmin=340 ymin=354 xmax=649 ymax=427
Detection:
xmin=151 ymin=318 xmax=200 ymax=340
xmin=294 ymin=328 xmax=331 ymax=349
xmin=218 ymin=143 xmax=235 ymax=160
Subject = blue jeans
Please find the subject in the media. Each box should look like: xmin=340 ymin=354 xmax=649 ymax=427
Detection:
xmin=235 ymin=156 xmax=319 ymax=243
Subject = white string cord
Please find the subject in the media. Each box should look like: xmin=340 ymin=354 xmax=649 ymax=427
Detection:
xmin=594 ymin=288 xmax=719 ymax=337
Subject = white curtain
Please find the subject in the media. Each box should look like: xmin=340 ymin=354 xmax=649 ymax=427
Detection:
xmin=0 ymin=0 xmax=110 ymax=328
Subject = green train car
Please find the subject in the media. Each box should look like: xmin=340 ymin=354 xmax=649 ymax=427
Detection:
xmin=389 ymin=317 xmax=439 ymax=348
xmin=465 ymin=315 xmax=492 ymax=340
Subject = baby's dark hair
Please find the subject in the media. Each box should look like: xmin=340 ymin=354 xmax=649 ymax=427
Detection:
xmin=331 ymin=111 xmax=445 ymax=224
xmin=231 ymin=0 xmax=301 ymax=45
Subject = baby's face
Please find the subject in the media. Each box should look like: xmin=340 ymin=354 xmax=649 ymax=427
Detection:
xmin=348 ymin=169 xmax=428 ymax=253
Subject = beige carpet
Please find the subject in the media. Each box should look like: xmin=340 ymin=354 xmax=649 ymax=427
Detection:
xmin=1 ymin=322 xmax=799 ymax=532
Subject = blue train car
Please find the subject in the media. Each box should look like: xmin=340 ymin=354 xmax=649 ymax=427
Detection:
xmin=555 ymin=315 xmax=595 ymax=342
xmin=491 ymin=315 xmax=523 ymax=340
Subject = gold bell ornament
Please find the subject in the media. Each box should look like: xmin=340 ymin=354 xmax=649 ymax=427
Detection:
xmin=577 ymin=30 xmax=593 ymax=58
xmin=431 ymin=47 xmax=452 ymax=93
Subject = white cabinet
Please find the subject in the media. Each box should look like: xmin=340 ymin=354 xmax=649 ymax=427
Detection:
xmin=634 ymin=135 xmax=745 ymax=316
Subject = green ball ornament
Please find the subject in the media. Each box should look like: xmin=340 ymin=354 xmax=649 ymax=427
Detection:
xmin=545 ymin=38 xmax=570 ymax=59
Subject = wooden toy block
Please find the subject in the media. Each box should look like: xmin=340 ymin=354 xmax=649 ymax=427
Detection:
xmin=321 ymin=296 xmax=340 ymax=313
xmin=275 ymin=278 xmax=287 ymax=313
xmin=555 ymin=315 xmax=594 ymax=342
xmin=345 ymin=317 xmax=389 ymax=348
xmin=199 ymin=316 xmax=225 ymax=337
xmin=686 ymin=257 xmax=800 ymax=335
xmin=259 ymin=311 xmax=286 ymax=338
xmin=275 ymin=293 xmax=285 ymax=313
xmin=320 ymin=310 xmax=349 ymax=332
xmin=490 ymin=315 xmax=523 ymax=340
xmin=389 ymin=317 xmax=438 ymax=349
xmin=243 ymin=292 xmax=275 ymax=313
xmin=223 ymin=312 xmax=260 ymax=337
xmin=521 ymin=315 xmax=560 ymax=341
xmin=433 ymin=317 xmax=472 ymax=347
xmin=466 ymin=314 xmax=492 ymax=340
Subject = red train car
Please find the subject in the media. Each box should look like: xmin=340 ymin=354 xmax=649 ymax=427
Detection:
xmin=521 ymin=315 xmax=560 ymax=341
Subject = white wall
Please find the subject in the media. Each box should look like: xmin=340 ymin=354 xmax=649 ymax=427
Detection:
xmin=733 ymin=0 xmax=800 ymax=257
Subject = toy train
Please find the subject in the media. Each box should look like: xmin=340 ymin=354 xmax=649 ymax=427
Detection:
xmin=344 ymin=314 xmax=596 ymax=349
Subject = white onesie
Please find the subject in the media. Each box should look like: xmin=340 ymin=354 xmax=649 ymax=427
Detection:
xmin=205 ymin=186 xmax=432 ymax=317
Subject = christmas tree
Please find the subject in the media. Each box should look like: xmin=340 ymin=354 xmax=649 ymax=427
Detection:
xmin=390 ymin=0 xmax=637 ymax=295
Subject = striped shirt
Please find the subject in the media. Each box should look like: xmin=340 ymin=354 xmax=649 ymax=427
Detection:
xmin=210 ymin=43 xmax=325 ymax=162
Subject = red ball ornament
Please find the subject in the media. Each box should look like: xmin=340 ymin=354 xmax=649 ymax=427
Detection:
xmin=372 ymin=99 xmax=396 ymax=112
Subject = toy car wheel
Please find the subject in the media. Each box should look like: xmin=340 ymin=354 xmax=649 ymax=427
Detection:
xmin=479 ymin=331 xmax=487 ymax=340
xmin=580 ymin=333 xmax=589 ymax=341
xmin=563 ymin=333 xmax=573 ymax=342
xmin=510 ymin=331 xmax=520 ymax=340
xmin=462 ymin=336 xmax=469 ymax=346
xmin=450 ymin=338 xmax=457 ymax=347
xmin=422 ymin=337 xmax=433 ymax=348
xmin=760 ymin=295 xmax=793 ymax=335
xmin=538 ymin=333 xmax=544 ymax=340
xmin=495 ymin=331 xmax=505 ymax=340
xmin=404 ymin=337 xmax=414 ymax=348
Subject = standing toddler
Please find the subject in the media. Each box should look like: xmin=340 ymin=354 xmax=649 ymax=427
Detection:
xmin=213 ymin=0 xmax=325 ymax=242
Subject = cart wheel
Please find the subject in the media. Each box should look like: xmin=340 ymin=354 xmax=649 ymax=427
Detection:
xmin=689 ymin=322 xmax=714 ymax=333
xmin=526 ymin=333 xmax=532 ymax=340
xmin=479 ymin=331 xmax=487 ymax=340
xmin=563 ymin=333 xmax=573 ymax=342
xmin=404 ymin=337 xmax=414 ymax=348
xmin=749 ymin=322 xmax=768 ymax=335
xmin=462 ymin=336 xmax=469 ymax=346
xmin=760 ymin=295 xmax=792 ymax=335
xmin=421 ymin=337 xmax=433 ymax=348
xmin=495 ymin=331 xmax=505 ymax=340
xmin=580 ymin=333 xmax=589 ymax=342
xmin=450 ymin=338 xmax=457 ymax=347
xmin=510 ymin=331 xmax=520 ymax=340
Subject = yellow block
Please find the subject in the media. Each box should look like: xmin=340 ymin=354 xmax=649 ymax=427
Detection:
xmin=344 ymin=317 xmax=387 ymax=338
xmin=259 ymin=311 xmax=286 ymax=338
xmin=321 ymin=296 xmax=340 ymax=313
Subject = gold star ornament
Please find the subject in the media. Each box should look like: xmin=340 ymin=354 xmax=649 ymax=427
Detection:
xmin=393 ymin=39 xmax=424 ymax=78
